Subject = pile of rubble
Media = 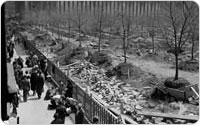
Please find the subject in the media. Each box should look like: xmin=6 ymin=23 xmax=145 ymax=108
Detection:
xmin=61 ymin=61 xmax=198 ymax=124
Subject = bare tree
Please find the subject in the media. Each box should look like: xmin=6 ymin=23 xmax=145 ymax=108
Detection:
xmin=105 ymin=12 xmax=117 ymax=43
xmin=117 ymin=5 xmax=134 ymax=63
xmin=72 ymin=5 xmax=88 ymax=47
xmin=159 ymin=1 xmax=198 ymax=80
xmin=189 ymin=20 xmax=199 ymax=60
xmin=66 ymin=11 xmax=73 ymax=41
xmin=148 ymin=17 xmax=158 ymax=53
xmin=95 ymin=3 xmax=104 ymax=53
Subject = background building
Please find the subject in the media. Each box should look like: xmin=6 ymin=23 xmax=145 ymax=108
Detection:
xmin=24 ymin=1 xmax=161 ymax=17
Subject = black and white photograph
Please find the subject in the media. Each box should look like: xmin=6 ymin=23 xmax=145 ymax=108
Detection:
xmin=1 ymin=1 xmax=199 ymax=124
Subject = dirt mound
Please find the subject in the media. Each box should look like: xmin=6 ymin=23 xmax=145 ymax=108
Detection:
xmin=56 ymin=42 xmax=76 ymax=55
xmin=29 ymin=28 xmax=44 ymax=35
xmin=113 ymin=63 xmax=145 ymax=80
xmin=89 ymin=51 xmax=112 ymax=67
xmin=164 ymin=77 xmax=190 ymax=89
xmin=56 ymin=46 xmax=88 ymax=65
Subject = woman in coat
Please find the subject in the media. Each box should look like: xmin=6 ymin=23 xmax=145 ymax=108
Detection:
xmin=30 ymin=69 xmax=37 ymax=96
xmin=35 ymin=71 xmax=45 ymax=99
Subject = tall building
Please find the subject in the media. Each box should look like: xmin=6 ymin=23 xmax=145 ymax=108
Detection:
xmin=24 ymin=1 xmax=161 ymax=17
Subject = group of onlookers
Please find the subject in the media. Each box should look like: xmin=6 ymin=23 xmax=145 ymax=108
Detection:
xmin=13 ymin=53 xmax=48 ymax=101
xmin=45 ymin=80 xmax=100 ymax=124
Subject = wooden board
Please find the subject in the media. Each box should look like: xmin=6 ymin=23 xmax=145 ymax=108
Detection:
xmin=137 ymin=111 xmax=199 ymax=121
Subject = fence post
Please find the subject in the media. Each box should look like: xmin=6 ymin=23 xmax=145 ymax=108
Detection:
xmin=90 ymin=93 xmax=93 ymax=122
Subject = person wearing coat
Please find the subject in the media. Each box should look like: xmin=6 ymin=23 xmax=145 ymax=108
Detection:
xmin=21 ymin=76 xmax=30 ymax=102
xmin=65 ymin=82 xmax=73 ymax=98
xmin=40 ymin=59 xmax=48 ymax=80
xmin=35 ymin=70 xmax=45 ymax=99
xmin=30 ymin=69 xmax=37 ymax=96
xmin=50 ymin=112 xmax=65 ymax=124
xmin=75 ymin=103 xmax=85 ymax=124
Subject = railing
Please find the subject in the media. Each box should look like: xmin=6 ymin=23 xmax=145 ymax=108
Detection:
xmin=24 ymin=39 xmax=121 ymax=124
xmin=23 ymin=36 xmax=199 ymax=124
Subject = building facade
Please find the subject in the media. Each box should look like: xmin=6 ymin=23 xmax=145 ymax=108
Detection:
xmin=24 ymin=1 xmax=161 ymax=17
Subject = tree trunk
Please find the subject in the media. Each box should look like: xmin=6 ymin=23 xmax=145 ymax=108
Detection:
xmin=109 ymin=26 xmax=112 ymax=43
xmin=57 ymin=24 xmax=60 ymax=39
xmin=152 ymin=36 xmax=155 ymax=53
xmin=174 ymin=54 xmax=179 ymax=80
xmin=123 ymin=37 xmax=127 ymax=63
xmin=68 ymin=25 xmax=71 ymax=41
xmin=98 ymin=31 xmax=101 ymax=53
xmin=79 ymin=26 xmax=82 ymax=47
xmin=191 ymin=39 xmax=194 ymax=60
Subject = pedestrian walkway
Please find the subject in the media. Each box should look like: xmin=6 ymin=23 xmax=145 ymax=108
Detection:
xmin=9 ymin=44 xmax=73 ymax=124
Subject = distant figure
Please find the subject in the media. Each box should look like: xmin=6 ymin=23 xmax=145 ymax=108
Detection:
xmin=25 ymin=56 xmax=32 ymax=67
xmin=65 ymin=82 xmax=73 ymax=98
xmin=8 ymin=41 xmax=14 ymax=59
xmin=75 ymin=103 xmax=85 ymax=124
xmin=24 ymin=70 xmax=30 ymax=79
xmin=21 ymin=76 xmax=30 ymax=102
xmin=55 ymin=102 xmax=67 ymax=118
xmin=17 ymin=56 xmax=24 ymax=68
xmin=32 ymin=54 xmax=38 ymax=66
xmin=92 ymin=116 xmax=99 ymax=124
xmin=35 ymin=70 xmax=45 ymax=99
xmin=50 ymin=113 xmax=64 ymax=124
xmin=44 ymin=87 xmax=55 ymax=100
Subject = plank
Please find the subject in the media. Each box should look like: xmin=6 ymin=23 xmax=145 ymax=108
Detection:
xmin=137 ymin=111 xmax=199 ymax=121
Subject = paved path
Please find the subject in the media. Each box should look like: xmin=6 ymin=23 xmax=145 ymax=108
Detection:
xmin=9 ymin=44 xmax=73 ymax=124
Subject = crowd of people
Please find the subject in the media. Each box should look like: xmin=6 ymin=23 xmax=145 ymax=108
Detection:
xmin=5 ymin=17 xmax=99 ymax=124
xmin=44 ymin=80 xmax=100 ymax=124
xmin=44 ymin=80 xmax=86 ymax=124
xmin=13 ymin=54 xmax=49 ymax=100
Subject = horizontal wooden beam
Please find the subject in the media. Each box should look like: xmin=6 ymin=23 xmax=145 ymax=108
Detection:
xmin=137 ymin=111 xmax=199 ymax=121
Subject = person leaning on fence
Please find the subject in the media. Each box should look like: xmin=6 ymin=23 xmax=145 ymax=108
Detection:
xmin=51 ymin=101 xmax=67 ymax=124
xmin=75 ymin=103 xmax=85 ymax=124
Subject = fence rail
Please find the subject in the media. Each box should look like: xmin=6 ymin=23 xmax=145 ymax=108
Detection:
xmin=24 ymin=39 xmax=122 ymax=124
xmin=23 ymin=36 xmax=199 ymax=124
